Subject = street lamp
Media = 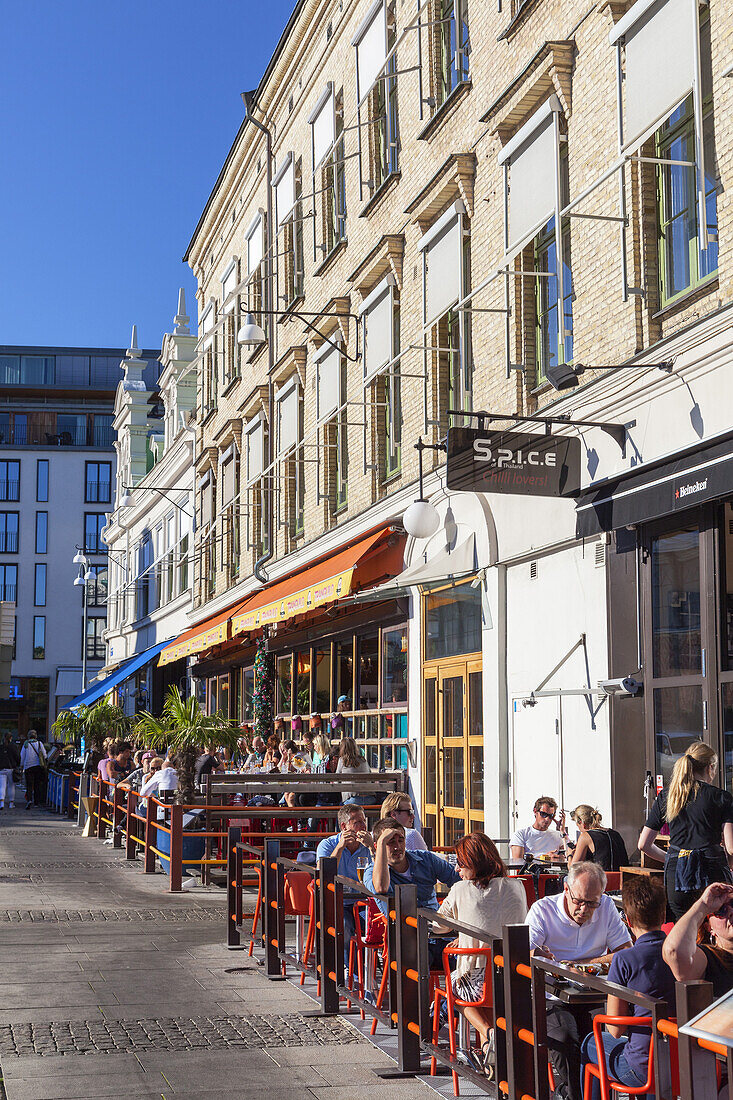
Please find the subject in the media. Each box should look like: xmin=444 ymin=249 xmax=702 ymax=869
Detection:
xmin=402 ymin=437 xmax=442 ymax=539
xmin=73 ymin=552 xmax=90 ymax=693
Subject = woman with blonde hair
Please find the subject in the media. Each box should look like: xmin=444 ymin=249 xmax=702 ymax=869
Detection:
xmin=638 ymin=741 xmax=733 ymax=919
xmin=380 ymin=792 xmax=428 ymax=851
xmin=567 ymin=805 xmax=628 ymax=871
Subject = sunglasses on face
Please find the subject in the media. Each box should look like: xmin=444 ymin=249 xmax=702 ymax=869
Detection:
xmin=537 ymin=810 xmax=554 ymax=819
xmin=396 ymin=806 xmax=414 ymax=816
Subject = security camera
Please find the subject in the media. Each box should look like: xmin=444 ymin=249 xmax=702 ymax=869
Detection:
xmin=599 ymin=676 xmax=642 ymax=697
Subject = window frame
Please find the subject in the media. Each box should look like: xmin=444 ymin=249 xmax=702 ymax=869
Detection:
xmin=84 ymin=512 xmax=107 ymax=554
xmin=0 ymin=512 xmax=20 ymax=554
xmin=33 ymin=615 xmax=46 ymax=660
xmin=36 ymin=459 xmax=48 ymax=502
xmin=0 ymin=563 xmax=18 ymax=602
xmin=35 ymin=511 xmax=47 ymax=554
xmin=34 ymin=563 xmax=47 ymax=607
xmin=85 ymin=460 xmax=112 ymax=504
xmin=0 ymin=460 xmax=21 ymax=502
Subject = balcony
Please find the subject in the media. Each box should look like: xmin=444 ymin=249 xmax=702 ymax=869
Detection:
xmin=0 ymin=413 xmax=115 ymax=448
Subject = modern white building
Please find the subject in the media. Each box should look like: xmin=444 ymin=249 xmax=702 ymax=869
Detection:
xmin=0 ymin=343 xmax=158 ymax=736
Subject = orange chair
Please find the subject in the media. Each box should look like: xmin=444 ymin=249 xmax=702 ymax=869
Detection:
xmin=247 ymin=864 xmax=264 ymax=957
xmin=248 ymin=867 xmax=311 ymax=968
xmin=348 ymin=899 xmax=387 ymax=1017
xmin=430 ymin=947 xmax=493 ymax=1097
xmin=300 ymin=878 xmax=318 ymax=987
xmin=582 ymin=1015 xmax=655 ymax=1100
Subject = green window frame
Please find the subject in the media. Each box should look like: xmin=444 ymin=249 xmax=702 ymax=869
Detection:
xmin=534 ymin=218 xmax=573 ymax=385
xmin=436 ymin=0 xmax=469 ymax=110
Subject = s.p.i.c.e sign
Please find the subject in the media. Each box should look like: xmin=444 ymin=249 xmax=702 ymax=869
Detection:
xmin=446 ymin=428 xmax=581 ymax=498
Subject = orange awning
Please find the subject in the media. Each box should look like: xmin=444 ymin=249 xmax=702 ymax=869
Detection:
xmin=231 ymin=527 xmax=402 ymax=638
xmin=158 ymin=596 xmax=250 ymax=667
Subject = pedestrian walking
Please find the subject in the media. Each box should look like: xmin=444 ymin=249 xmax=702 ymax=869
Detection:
xmin=0 ymin=734 xmax=20 ymax=809
xmin=20 ymin=730 xmax=47 ymax=809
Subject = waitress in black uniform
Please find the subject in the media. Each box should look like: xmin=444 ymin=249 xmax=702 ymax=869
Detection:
xmin=638 ymin=741 xmax=733 ymax=920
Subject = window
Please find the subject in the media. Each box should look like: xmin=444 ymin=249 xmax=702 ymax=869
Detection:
xmin=0 ymin=513 xmax=19 ymax=553
xmin=425 ymin=583 xmax=482 ymax=660
xmin=85 ymin=461 xmax=112 ymax=503
xmin=362 ymin=278 xmax=402 ymax=480
xmin=534 ymin=218 xmax=573 ymax=383
xmin=0 ymin=461 xmax=20 ymax=502
xmin=137 ymin=538 xmax=152 ymax=619
xmin=0 ymin=356 xmax=54 ymax=386
xmin=33 ymin=616 xmax=45 ymax=660
xmin=354 ymin=2 xmax=398 ymax=193
xmin=84 ymin=513 xmax=107 ymax=553
xmin=35 ymin=512 xmax=47 ymax=554
xmin=245 ymin=214 xmax=267 ymax=346
xmin=36 ymin=460 xmax=48 ymax=502
xmin=0 ymin=564 xmax=17 ymax=602
xmin=275 ymin=155 xmax=304 ymax=306
xmin=434 ymin=0 xmax=469 ymax=111
xmin=310 ymin=84 xmax=346 ymax=257
xmin=656 ymin=93 xmax=718 ymax=305
xmin=200 ymin=302 xmax=217 ymax=417
xmin=221 ymin=259 xmax=241 ymax=387
xmin=317 ymin=343 xmax=348 ymax=514
xmin=93 ymin=414 xmax=114 ymax=448
xmin=34 ymin=564 xmax=46 ymax=607
xmin=278 ymin=383 xmax=304 ymax=539
xmin=86 ymin=565 xmax=108 ymax=607
xmin=371 ymin=54 xmax=399 ymax=190
xmin=382 ymin=625 xmax=408 ymax=703
xmin=178 ymin=531 xmax=189 ymax=594
xmin=85 ymin=617 xmax=106 ymax=660
xmin=57 ymin=413 xmax=87 ymax=446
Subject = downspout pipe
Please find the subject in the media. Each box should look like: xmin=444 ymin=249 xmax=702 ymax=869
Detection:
xmin=242 ymin=90 xmax=275 ymax=583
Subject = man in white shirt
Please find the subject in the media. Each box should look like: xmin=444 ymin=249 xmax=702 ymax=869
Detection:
xmin=510 ymin=796 xmax=567 ymax=861
xmin=140 ymin=757 xmax=178 ymax=798
xmin=526 ymin=861 xmax=631 ymax=1100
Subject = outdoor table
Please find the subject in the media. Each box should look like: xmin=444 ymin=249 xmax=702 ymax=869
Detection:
xmin=545 ymin=969 xmax=608 ymax=1006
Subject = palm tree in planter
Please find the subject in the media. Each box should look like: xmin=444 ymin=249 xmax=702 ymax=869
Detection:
xmin=139 ymin=686 xmax=239 ymax=805
xmin=76 ymin=699 xmax=132 ymax=769
xmin=52 ymin=707 xmax=84 ymax=753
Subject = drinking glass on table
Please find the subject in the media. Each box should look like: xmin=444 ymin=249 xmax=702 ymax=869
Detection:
xmin=356 ymin=856 xmax=369 ymax=883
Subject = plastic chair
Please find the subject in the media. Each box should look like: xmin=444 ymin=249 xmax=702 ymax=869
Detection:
xmin=539 ymin=874 xmax=563 ymax=899
xmin=300 ymin=879 xmax=318 ymax=989
xmin=430 ymin=946 xmax=493 ymax=1097
xmin=248 ymin=867 xmax=311 ymax=965
xmin=348 ymin=899 xmax=387 ymax=1017
xmin=604 ymin=872 xmax=621 ymax=892
xmin=582 ymin=1015 xmax=654 ymax=1100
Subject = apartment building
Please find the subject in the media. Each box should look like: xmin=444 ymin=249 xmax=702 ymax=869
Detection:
xmin=156 ymin=0 xmax=733 ymax=847
xmin=71 ymin=301 xmax=197 ymax=718
xmin=0 ymin=343 xmax=157 ymax=736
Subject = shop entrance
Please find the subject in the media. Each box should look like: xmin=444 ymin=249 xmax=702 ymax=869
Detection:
xmin=422 ymin=582 xmax=484 ymax=846
xmin=641 ymin=502 xmax=733 ymax=798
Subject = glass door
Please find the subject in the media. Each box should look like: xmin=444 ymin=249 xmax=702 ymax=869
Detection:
xmin=439 ymin=665 xmax=466 ymax=847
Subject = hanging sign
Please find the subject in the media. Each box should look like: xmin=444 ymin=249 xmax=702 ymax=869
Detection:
xmin=446 ymin=428 xmax=581 ymax=498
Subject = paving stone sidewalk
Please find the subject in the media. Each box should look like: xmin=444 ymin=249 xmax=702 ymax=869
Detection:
xmin=0 ymin=807 xmax=440 ymax=1100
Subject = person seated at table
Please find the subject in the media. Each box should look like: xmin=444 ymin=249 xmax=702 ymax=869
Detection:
xmin=103 ymin=742 xmax=132 ymax=785
xmin=526 ymin=861 xmax=631 ymax=1100
xmin=140 ymin=755 xmax=178 ymax=798
xmin=195 ymin=744 xmax=225 ymax=788
xmin=510 ymin=796 xmax=568 ymax=864
xmin=379 ymin=793 xmax=428 ymax=851
xmin=242 ymin=736 xmax=266 ymax=768
xmin=581 ymin=876 xmax=675 ymax=1100
xmin=316 ymin=805 xmax=373 ymax=952
xmin=336 ymin=737 xmax=371 ymax=805
xmin=365 ymin=817 xmax=460 ymax=967
xmin=568 ymin=805 xmax=629 ymax=872
xmin=663 ymin=881 xmax=733 ymax=996
xmin=436 ymin=833 xmax=527 ymax=1074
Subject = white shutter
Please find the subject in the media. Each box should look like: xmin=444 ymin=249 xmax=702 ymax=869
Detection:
xmin=221 ymin=259 xmax=238 ymax=314
xmin=309 ymin=84 xmax=335 ymax=169
xmin=201 ymin=302 xmax=215 ymax=350
xmin=277 ymin=381 xmax=299 ymax=455
xmin=220 ymin=443 xmax=236 ymax=505
xmin=498 ymin=96 xmax=561 ymax=253
xmin=419 ymin=201 xmax=465 ymax=327
xmin=274 ymin=154 xmax=296 ymax=228
xmin=610 ymin=0 xmax=697 ymax=151
xmin=360 ymin=276 xmax=394 ymax=384
xmin=246 ymin=213 xmax=265 ymax=276
xmin=316 ymin=343 xmax=342 ymax=422
xmin=353 ymin=1 xmax=387 ymax=103
xmin=246 ymin=417 xmax=264 ymax=483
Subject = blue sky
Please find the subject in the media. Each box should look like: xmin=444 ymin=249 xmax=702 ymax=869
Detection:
xmin=0 ymin=0 xmax=295 ymax=352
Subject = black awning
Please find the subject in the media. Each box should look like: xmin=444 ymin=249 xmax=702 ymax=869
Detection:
xmin=575 ymin=431 xmax=733 ymax=538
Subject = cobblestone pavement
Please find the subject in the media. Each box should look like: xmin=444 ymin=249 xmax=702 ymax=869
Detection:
xmin=0 ymin=807 xmax=439 ymax=1100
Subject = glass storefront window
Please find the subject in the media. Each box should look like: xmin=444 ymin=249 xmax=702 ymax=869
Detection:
xmin=218 ymin=674 xmax=230 ymax=718
xmin=425 ymin=584 xmax=482 ymax=661
xmin=207 ymin=677 xmax=218 ymax=716
xmin=314 ymin=646 xmax=331 ymax=713
xmin=358 ymin=634 xmax=379 ymax=709
xmin=382 ymin=625 xmax=408 ymax=704
xmin=723 ymin=683 xmax=733 ymax=794
xmin=295 ymin=651 xmax=311 ymax=715
xmin=242 ymin=667 xmax=255 ymax=721
xmin=276 ymin=655 xmax=292 ymax=715
xmin=651 ymin=527 xmax=701 ymax=677
xmin=335 ymin=640 xmax=353 ymax=707
xmin=654 ymin=685 xmax=703 ymax=789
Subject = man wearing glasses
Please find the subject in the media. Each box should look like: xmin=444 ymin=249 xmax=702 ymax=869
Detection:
xmin=526 ymin=861 xmax=631 ymax=1100
xmin=510 ymin=796 xmax=568 ymax=862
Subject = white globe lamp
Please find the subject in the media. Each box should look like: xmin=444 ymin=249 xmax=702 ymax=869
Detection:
xmin=403 ymin=499 xmax=440 ymax=539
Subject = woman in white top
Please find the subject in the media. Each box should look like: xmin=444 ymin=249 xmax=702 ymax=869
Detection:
xmin=380 ymin=792 xmax=428 ymax=851
xmin=437 ymin=832 xmax=527 ymax=1072
xmin=335 ymin=737 xmax=371 ymax=804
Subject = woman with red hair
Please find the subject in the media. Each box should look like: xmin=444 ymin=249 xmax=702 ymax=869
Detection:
xmin=437 ymin=833 xmax=527 ymax=1072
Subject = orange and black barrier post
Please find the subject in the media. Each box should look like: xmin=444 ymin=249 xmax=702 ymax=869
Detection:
xmin=227 ymin=824 xmax=244 ymax=949
xmin=263 ymin=838 xmax=284 ymax=980
xmin=318 ymin=855 xmax=340 ymax=1016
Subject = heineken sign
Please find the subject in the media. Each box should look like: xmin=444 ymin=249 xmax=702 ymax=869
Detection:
xmin=446 ymin=427 xmax=581 ymax=498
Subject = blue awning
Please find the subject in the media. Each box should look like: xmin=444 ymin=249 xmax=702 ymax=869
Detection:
xmin=65 ymin=640 xmax=170 ymax=711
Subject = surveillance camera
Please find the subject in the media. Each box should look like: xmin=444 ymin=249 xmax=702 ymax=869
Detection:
xmin=599 ymin=676 xmax=642 ymax=697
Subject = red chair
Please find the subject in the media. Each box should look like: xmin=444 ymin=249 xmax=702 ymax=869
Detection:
xmin=539 ymin=874 xmax=561 ymax=899
xmin=582 ymin=1015 xmax=655 ymax=1100
xmin=300 ymin=879 xmax=317 ymax=986
xmin=248 ymin=868 xmax=311 ymax=967
xmin=430 ymin=946 xmax=493 ymax=1097
xmin=604 ymin=873 xmax=621 ymax=892
xmin=348 ymin=899 xmax=386 ymax=1017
